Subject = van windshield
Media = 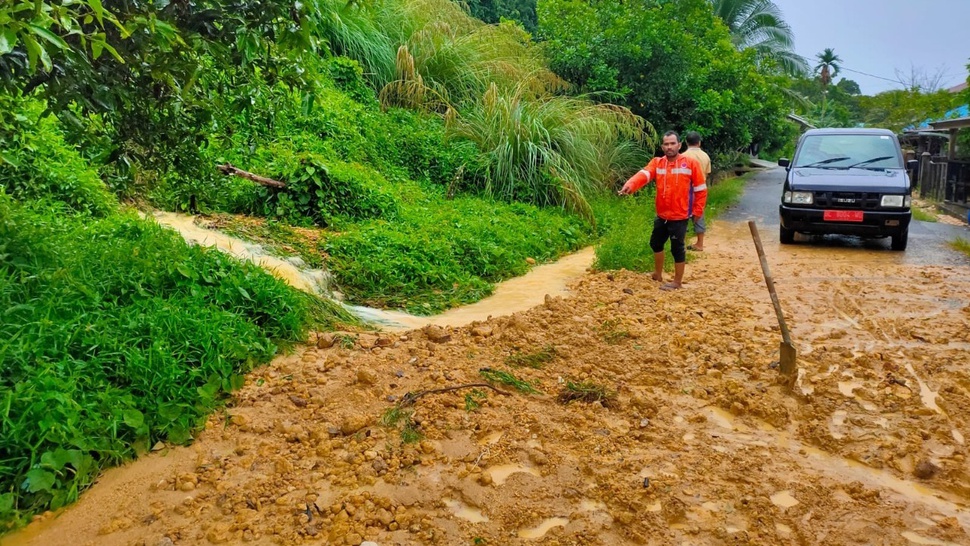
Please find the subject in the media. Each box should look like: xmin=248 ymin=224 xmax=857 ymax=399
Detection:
xmin=794 ymin=134 xmax=902 ymax=169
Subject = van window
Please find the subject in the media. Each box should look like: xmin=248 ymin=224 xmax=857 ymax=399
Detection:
xmin=794 ymin=134 xmax=902 ymax=168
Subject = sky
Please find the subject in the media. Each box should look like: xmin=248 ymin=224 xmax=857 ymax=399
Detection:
xmin=771 ymin=0 xmax=970 ymax=95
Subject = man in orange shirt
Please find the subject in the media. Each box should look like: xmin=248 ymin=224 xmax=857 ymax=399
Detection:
xmin=618 ymin=131 xmax=707 ymax=290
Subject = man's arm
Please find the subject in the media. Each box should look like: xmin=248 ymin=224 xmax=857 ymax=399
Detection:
xmin=690 ymin=158 xmax=708 ymax=218
xmin=618 ymin=160 xmax=655 ymax=195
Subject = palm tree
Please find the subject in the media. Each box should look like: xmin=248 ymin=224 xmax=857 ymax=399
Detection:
xmin=814 ymin=47 xmax=842 ymax=88
xmin=711 ymin=0 xmax=808 ymax=76
xmin=814 ymin=48 xmax=842 ymax=124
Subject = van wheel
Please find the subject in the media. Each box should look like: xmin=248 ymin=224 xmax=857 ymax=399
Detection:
xmin=780 ymin=225 xmax=795 ymax=244
xmin=891 ymin=228 xmax=908 ymax=251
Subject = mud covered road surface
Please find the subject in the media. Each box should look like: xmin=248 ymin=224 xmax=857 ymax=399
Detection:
xmin=9 ymin=171 xmax=970 ymax=546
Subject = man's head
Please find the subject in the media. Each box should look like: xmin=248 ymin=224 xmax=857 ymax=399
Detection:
xmin=661 ymin=131 xmax=680 ymax=159
xmin=686 ymin=131 xmax=702 ymax=148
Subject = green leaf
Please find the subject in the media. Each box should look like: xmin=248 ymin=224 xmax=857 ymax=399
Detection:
xmin=22 ymin=468 xmax=56 ymax=493
xmin=88 ymin=0 xmax=105 ymax=26
xmin=27 ymin=25 xmax=68 ymax=50
xmin=90 ymin=39 xmax=103 ymax=60
xmin=237 ymin=286 xmax=252 ymax=301
xmin=0 ymin=28 xmax=17 ymax=55
xmin=176 ymin=263 xmax=196 ymax=279
xmin=123 ymin=409 xmax=145 ymax=429
xmin=0 ymin=152 xmax=21 ymax=168
xmin=0 ymin=493 xmax=14 ymax=513
xmin=99 ymin=40 xmax=124 ymax=63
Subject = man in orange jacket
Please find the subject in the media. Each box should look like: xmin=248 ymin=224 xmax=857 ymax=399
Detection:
xmin=618 ymin=131 xmax=707 ymax=290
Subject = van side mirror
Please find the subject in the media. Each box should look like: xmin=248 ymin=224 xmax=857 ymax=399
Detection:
xmin=907 ymin=159 xmax=918 ymax=170
xmin=778 ymin=158 xmax=790 ymax=168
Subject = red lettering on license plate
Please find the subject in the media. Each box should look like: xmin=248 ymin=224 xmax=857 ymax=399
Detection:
xmin=823 ymin=210 xmax=864 ymax=222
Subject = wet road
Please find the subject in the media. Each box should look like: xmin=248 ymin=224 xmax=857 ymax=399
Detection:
xmin=723 ymin=167 xmax=970 ymax=266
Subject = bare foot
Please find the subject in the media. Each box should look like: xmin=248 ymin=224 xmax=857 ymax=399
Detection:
xmin=660 ymin=282 xmax=682 ymax=291
xmin=651 ymin=273 xmax=663 ymax=282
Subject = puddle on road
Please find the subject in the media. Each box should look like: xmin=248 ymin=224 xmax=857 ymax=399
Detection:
xmin=904 ymin=362 xmax=943 ymax=415
xmin=517 ymin=517 xmax=569 ymax=539
xmin=769 ymin=490 xmax=799 ymax=508
xmin=900 ymin=531 xmax=962 ymax=545
xmin=487 ymin=463 xmax=540 ymax=485
xmin=443 ymin=498 xmax=488 ymax=523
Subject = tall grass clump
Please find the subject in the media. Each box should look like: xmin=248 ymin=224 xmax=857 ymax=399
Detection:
xmin=0 ymin=194 xmax=350 ymax=528
xmin=445 ymin=84 xmax=652 ymax=221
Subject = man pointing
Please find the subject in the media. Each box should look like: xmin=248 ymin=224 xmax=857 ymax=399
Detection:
xmin=618 ymin=131 xmax=707 ymax=290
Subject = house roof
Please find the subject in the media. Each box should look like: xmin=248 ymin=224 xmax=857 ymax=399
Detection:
xmin=948 ymin=82 xmax=968 ymax=94
xmin=909 ymin=104 xmax=970 ymax=130
xmin=929 ymin=116 xmax=970 ymax=130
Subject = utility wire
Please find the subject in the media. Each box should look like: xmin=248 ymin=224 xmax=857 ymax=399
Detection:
xmin=838 ymin=66 xmax=906 ymax=85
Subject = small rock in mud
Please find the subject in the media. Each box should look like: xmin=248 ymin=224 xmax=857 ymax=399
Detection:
xmin=642 ymin=477 xmax=650 ymax=488
xmin=317 ymin=333 xmax=338 ymax=348
xmin=913 ymin=459 xmax=940 ymax=479
xmin=151 ymin=441 xmax=166 ymax=452
xmin=622 ymin=288 xmax=634 ymax=295
xmin=157 ymin=538 xmax=175 ymax=546
xmin=526 ymin=257 xmax=536 ymax=265
xmin=471 ymin=325 xmax=493 ymax=338
xmin=340 ymin=415 xmax=370 ymax=435
xmin=357 ymin=368 xmax=379 ymax=385
xmin=358 ymin=334 xmax=378 ymax=349
xmin=395 ymin=370 xmax=405 ymax=378
xmin=288 ymin=395 xmax=308 ymax=408
xmin=425 ymin=325 xmax=452 ymax=343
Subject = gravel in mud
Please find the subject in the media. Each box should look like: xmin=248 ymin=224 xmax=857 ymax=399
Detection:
xmin=8 ymin=222 xmax=970 ymax=546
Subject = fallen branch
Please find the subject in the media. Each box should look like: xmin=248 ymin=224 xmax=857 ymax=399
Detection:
xmin=217 ymin=163 xmax=286 ymax=188
xmin=399 ymin=383 xmax=512 ymax=407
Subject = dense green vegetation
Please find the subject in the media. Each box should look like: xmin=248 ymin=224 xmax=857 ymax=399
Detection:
xmin=0 ymin=0 xmax=808 ymax=529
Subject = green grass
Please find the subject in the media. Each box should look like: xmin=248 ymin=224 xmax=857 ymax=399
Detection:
xmin=478 ymin=368 xmax=541 ymax=394
xmin=380 ymin=406 xmax=421 ymax=444
xmin=556 ymin=380 xmax=617 ymax=408
xmin=912 ymin=208 xmax=938 ymax=223
xmin=505 ymin=345 xmax=557 ymax=369
xmin=0 ymin=195 xmax=351 ymax=529
xmin=323 ymin=193 xmax=592 ymax=314
xmin=950 ymin=237 xmax=970 ymax=257
xmin=592 ymin=172 xmax=749 ymax=272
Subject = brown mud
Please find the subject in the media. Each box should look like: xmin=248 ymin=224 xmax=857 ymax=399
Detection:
xmin=6 ymin=220 xmax=970 ymax=546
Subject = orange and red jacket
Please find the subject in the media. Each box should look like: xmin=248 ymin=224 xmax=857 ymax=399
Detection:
xmin=621 ymin=154 xmax=707 ymax=221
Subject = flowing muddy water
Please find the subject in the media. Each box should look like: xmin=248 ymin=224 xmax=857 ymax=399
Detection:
xmin=7 ymin=213 xmax=970 ymax=546
xmin=151 ymin=211 xmax=595 ymax=330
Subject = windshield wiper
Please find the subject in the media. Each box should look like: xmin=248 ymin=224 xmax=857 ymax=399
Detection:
xmin=845 ymin=156 xmax=894 ymax=169
xmin=800 ymin=157 xmax=851 ymax=168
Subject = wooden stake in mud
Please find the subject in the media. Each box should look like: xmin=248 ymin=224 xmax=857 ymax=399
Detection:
xmin=748 ymin=221 xmax=797 ymax=376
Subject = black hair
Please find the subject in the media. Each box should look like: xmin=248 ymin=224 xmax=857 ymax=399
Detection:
xmin=662 ymin=130 xmax=680 ymax=142
xmin=686 ymin=131 xmax=702 ymax=146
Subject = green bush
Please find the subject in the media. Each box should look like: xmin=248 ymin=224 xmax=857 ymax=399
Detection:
xmin=257 ymin=153 xmax=399 ymax=225
xmin=0 ymin=194 xmax=349 ymax=527
xmin=0 ymin=96 xmax=116 ymax=216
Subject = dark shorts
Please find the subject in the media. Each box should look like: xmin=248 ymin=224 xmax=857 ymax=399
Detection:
xmin=691 ymin=214 xmax=706 ymax=234
xmin=649 ymin=217 xmax=688 ymax=262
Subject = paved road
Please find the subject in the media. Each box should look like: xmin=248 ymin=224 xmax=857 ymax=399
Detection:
xmin=722 ymin=167 xmax=970 ymax=266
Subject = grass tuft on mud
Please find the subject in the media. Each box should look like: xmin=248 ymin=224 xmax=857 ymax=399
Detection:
xmin=505 ymin=345 xmax=557 ymax=369
xmin=479 ymin=368 xmax=541 ymax=394
xmin=556 ymin=380 xmax=618 ymax=408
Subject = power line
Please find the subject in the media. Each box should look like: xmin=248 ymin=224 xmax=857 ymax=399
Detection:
xmin=838 ymin=66 xmax=906 ymax=85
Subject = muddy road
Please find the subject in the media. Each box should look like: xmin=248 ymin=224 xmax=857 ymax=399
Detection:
xmin=7 ymin=169 xmax=970 ymax=546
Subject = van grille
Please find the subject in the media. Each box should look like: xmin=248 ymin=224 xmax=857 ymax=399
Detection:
xmin=812 ymin=191 xmax=881 ymax=209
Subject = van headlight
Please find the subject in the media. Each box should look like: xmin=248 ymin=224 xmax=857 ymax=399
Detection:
xmin=880 ymin=195 xmax=905 ymax=207
xmin=784 ymin=191 xmax=813 ymax=204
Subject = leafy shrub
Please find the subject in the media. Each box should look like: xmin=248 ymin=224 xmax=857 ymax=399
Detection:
xmin=0 ymin=195 xmax=349 ymax=527
xmin=0 ymin=96 xmax=115 ymax=216
xmin=258 ymin=153 xmax=399 ymax=225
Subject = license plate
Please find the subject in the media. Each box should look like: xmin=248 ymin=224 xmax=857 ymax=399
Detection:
xmin=823 ymin=210 xmax=864 ymax=222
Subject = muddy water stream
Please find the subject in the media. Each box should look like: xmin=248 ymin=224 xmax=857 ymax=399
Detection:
xmin=151 ymin=211 xmax=595 ymax=330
